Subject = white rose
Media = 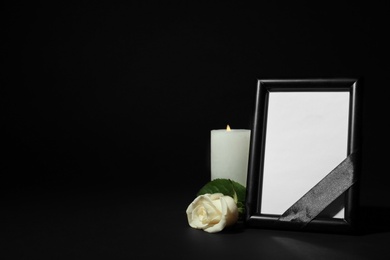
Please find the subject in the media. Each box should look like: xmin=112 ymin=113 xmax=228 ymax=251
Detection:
xmin=186 ymin=193 xmax=239 ymax=233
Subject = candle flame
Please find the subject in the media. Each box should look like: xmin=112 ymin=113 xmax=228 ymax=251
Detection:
xmin=226 ymin=124 xmax=231 ymax=131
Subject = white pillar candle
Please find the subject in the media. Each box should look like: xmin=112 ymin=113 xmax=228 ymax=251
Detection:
xmin=211 ymin=125 xmax=251 ymax=187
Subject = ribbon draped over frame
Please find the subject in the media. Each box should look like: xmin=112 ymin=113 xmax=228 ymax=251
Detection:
xmin=277 ymin=151 xmax=359 ymax=228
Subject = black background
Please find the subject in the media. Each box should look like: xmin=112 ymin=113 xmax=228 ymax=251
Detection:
xmin=2 ymin=2 xmax=390 ymax=258
xmin=0 ymin=1 xmax=390 ymax=260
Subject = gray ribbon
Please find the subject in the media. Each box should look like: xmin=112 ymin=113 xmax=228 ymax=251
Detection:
xmin=277 ymin=151 xmax=358 ymax=228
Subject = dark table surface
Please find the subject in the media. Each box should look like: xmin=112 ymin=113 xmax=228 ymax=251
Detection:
xmin=2 ymin=187 xmax=389 ymax=260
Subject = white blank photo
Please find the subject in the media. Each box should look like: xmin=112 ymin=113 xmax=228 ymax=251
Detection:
xmin=261 ymin=92 xmax=350 ymax=219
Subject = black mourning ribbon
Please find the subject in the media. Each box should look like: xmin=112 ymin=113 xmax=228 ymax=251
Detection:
xmin=277 ymin=151 xmax=358 ymax=229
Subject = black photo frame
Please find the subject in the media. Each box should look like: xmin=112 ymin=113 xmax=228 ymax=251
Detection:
xmin=245 ymin=78 xmax=363 ymax=233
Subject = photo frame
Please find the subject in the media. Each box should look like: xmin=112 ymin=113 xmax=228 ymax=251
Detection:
xmin=245 ymin=78 xmax=363 ymax=233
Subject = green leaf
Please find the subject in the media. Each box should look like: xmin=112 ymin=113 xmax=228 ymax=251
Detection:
xmin=196 ymin=178 xmax=246 ymax=218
